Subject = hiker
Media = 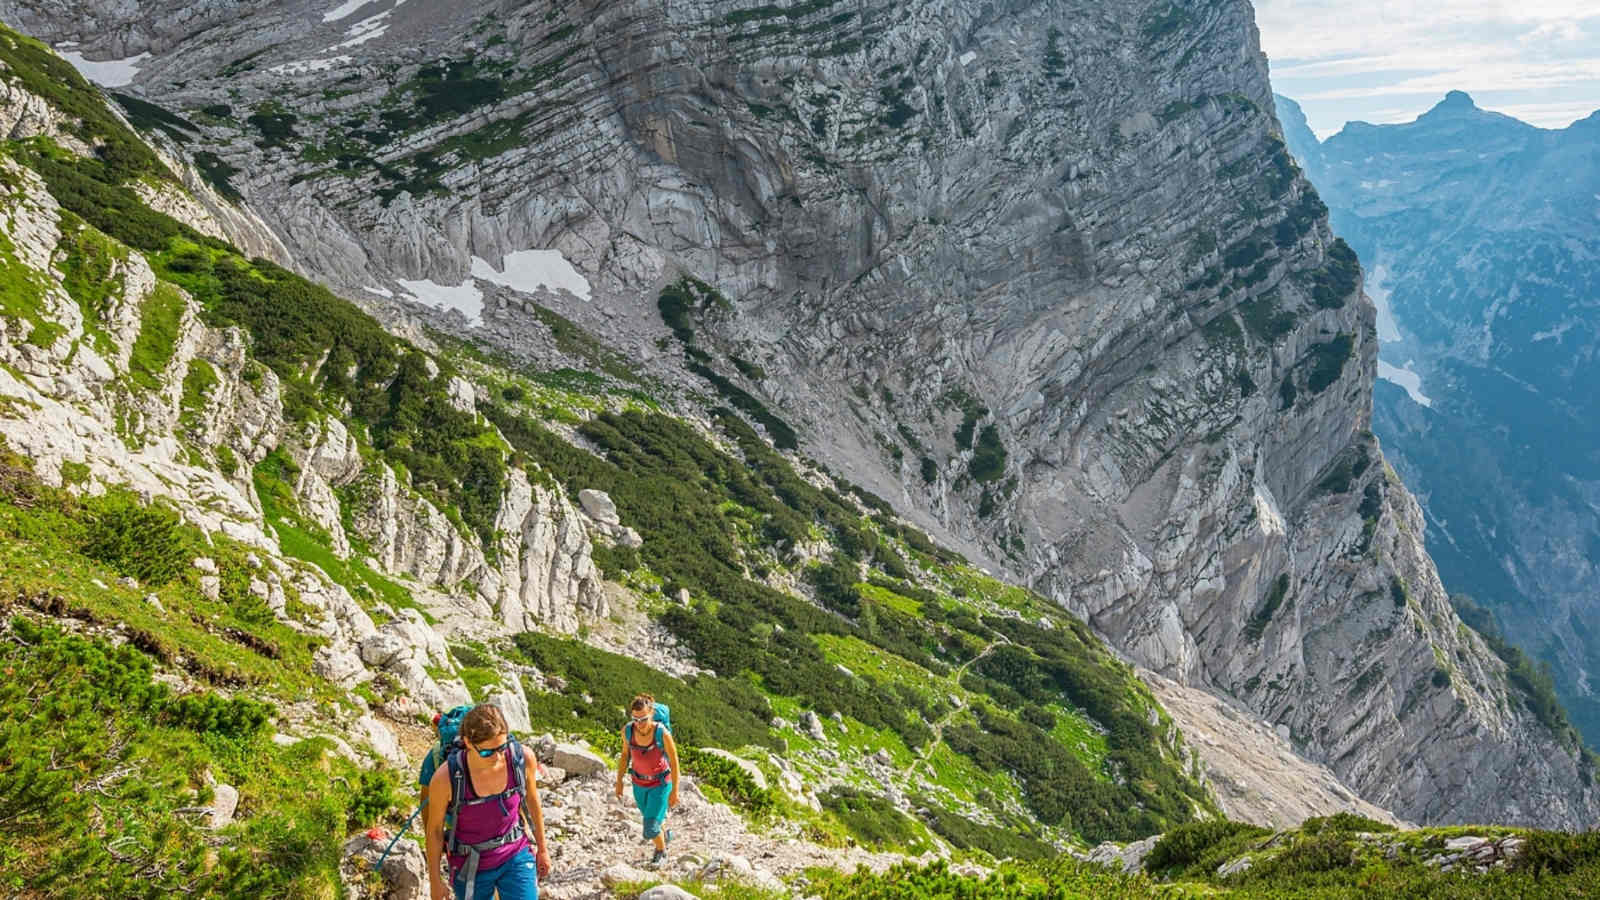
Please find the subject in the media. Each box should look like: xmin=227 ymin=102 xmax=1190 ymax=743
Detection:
xmin=425 ymin=703 xmax=549 ymax=900
xmin=614 ymin=693 xmax=681 ymax=867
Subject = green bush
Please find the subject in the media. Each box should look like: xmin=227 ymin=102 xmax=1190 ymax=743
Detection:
xmin=678 ymin=746 xmax=778 ymax=820
xmin=80 ymin=493 xmax=201 ymax=586
xmin=916 ymin=800 xmax=1056 ymax=860
xmin=969 ymin=425 xmax=1007 ymax=483
xmin=0 ymin=618 xmax=383 ymax=896
xmin=1513 ymin=829 xmax=1600 ymax=876
xmin=0 ymin=26 xmax=168 ymax=182
xmin=821 ymin=787 xmax=929 ymax=852
xmin=1300 ymin=812 xmax=1396 ymax=835
xmin=1144 ymin=820 xmax=1270 ymax=873
xmin=1305 ymin=334 xmax=1354 ymax=394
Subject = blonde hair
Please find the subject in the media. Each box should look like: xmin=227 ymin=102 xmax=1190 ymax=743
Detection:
xmin=629 ymin=693 xmax=655 ymax=713
xmin=461 ymin=703 xmax=509 ymax=744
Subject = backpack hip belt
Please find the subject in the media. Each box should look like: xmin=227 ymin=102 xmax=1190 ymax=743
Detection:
xmin=454 ymin=824 xmax=526 ymax=900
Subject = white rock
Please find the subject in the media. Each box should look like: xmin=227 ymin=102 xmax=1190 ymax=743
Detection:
xmin=800 ymin=711 xmax=826 ymax=741
xmin=487 ymin=678 xmax=533 ymax=734
xmin=342 ymin=831 xmax=427 ymax=900
xmin=313 ymin=644 xmax=371 ymax=686
xmin=355 ymin=715 xmax=409 ymax=767
xmin=446 ymin=375 xmax=475 ymax=413
xmin=639 ymin=886 xmax=699 ymax=900
xmin=599 ymin=862 xmax=653 ymax=887
xmin=193 ymin=556 xmax=218 ymax=574
xmin=1445 ymin=836 xmax=1487 ymax=851
xmin=1216 ymin=855 xmax=1253 ymax=877
xmin=199 ymin=575 xmax=221 ymax=602
xmin=552 ymin=742 xmax=609 ymax=777
xmin=208 ymin=783 xmax=239 ymax=828
xmin=698 ymin=748 xmax=768 ymax=790
xmin=579 ymin=489 xmax=621 ymax=525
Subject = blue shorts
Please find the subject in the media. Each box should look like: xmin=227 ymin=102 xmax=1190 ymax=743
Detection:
xmin=632 ymin=776 xmax=672 ymax=839
xmin=453 ymin=846 xmax=538 ymax=900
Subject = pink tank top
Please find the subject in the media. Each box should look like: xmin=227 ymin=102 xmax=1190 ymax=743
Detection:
xmin=447 ymin=749 xmax=529 ymax=873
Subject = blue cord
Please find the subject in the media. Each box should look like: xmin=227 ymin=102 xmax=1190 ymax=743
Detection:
xmin=375 ymin=801 xmax=424 ymax=869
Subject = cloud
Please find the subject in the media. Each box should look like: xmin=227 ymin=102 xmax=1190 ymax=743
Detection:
xmin=1255 ymin=1 xmax=1600 ymax=134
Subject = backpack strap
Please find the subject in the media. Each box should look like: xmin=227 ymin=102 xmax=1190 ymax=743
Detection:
xmin=653 ymin=723 xmax=665 ymax=752
xmin=510 ymin=738 xmax=528 ymax=800
xmin=445 ymin=748 xmax=469 ymax=858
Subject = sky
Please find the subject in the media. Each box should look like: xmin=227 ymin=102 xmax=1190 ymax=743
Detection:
xmin=1254 ymin=1 xmax=1600 ymax=139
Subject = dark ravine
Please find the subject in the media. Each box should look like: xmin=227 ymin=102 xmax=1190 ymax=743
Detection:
xmin=1279 ymin=91 xmax=1600 ymax=751
xmin=2 ymin=0 xmax=1596 ymax=829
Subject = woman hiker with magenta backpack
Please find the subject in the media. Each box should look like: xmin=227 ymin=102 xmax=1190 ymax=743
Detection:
xmin=425 ymin=704 xmax=550 ymax=900
xmin=615 ymin=693 xmax=681 ymax=868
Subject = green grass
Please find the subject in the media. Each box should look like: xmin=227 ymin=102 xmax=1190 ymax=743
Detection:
xmin=0 ymin=440 xmax=338 ymax=704
xmin=53 ymin=212 xmax=125 ymax=358
xmin=127 ymin=282 xmax=185 ymax=390
xmin=0 ymin=615 xmax=401 ymax=897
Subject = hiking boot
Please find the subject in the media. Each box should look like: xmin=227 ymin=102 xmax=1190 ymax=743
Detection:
xmin=648 ymin=849 xmax=667 ymax=868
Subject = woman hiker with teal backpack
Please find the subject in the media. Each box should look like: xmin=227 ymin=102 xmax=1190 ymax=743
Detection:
xmin=615 ymin=693 xmax=680 ymax=867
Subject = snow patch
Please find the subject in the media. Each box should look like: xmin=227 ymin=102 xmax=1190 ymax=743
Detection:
xmin=56 ymin=49 xmax=149 ymax=87
xmin=470 ymin=250 xmax=591 ymax=302
xmin=398 ymin=277 xmax=483 ymax=327
xmin=323 ymin=0 xmax=372 ymax=22
xmin=361 ymin=285 xmax=394 ymax=298
xmin=268 ymin=56 xmax=352 ymax=75
xmin=335 ymin=10 xmax=392 ymax=48
xmin=959 ymin=51 xmax=977 ymax=66
xmin=1377 ymin=359 xmax=1432 ymax=408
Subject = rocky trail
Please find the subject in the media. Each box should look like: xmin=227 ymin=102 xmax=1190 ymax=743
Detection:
xmin=344 ymin=740 xmax=910 ymax=900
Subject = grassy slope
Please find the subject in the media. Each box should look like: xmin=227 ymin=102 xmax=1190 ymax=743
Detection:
xmin=806 ymin=816 xmax=1600 ymax=898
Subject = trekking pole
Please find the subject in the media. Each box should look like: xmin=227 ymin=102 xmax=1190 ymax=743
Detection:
xmin=375 ymin=800 xmax=425 ymax=869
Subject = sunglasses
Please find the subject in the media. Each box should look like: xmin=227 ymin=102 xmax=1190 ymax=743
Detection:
xmin=475 ymin=739 xmax=511 ymax=758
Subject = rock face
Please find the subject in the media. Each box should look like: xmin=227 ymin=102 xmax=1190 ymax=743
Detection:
xmin=6 ymin=0 xmax=1597 ymax=827
xmin=1279 ymin=92 xmax=1600 ymax=750
xmin=1140 ymin=668 xmax=1405 ymax=829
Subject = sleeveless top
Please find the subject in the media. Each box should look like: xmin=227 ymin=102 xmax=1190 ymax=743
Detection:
xmin=626 ymin=722 xmax=671 ymax=786
xmin=447 ymin=748 xmax=529 ymax=872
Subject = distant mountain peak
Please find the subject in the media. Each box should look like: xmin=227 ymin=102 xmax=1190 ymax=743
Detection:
xmin=1423 ymin=90 xmax=1480 ymax=118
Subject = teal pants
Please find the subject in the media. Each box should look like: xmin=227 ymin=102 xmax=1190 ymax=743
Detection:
xmin=631 ymin=775 xmax=671 ymax=839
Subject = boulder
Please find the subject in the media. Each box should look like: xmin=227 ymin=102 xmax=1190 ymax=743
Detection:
xmin=208 ymin=783 xmax=239 ymax=829
xmin=1217 ymin=855 xmax=1253 ymax=877
xmin=1088 ymin=835 xmax=1160 ymax=874
xmin=486 ymin=679 xmax=532 ymax=734
xmin=579 ymin=489 xmax=621 ymax=525
xmin=800 ymin=711 xmax=826 ymax=741
xmin=696 ymin=855 xmax=783 ymax=891
xmin=600 ymin=862 xmax=653 ymax=888
xmin=551 ymin=742 xmax=609 ymax=777
xmin=313 ymin=644 xmax=371 ymax=686
xmin=355 ymin=715 xmax=408 ymax=767
xmin=341 ymin=831 xmax=426 ymax=900
xmin=639 ymin=886 xmax=700 ymax=900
